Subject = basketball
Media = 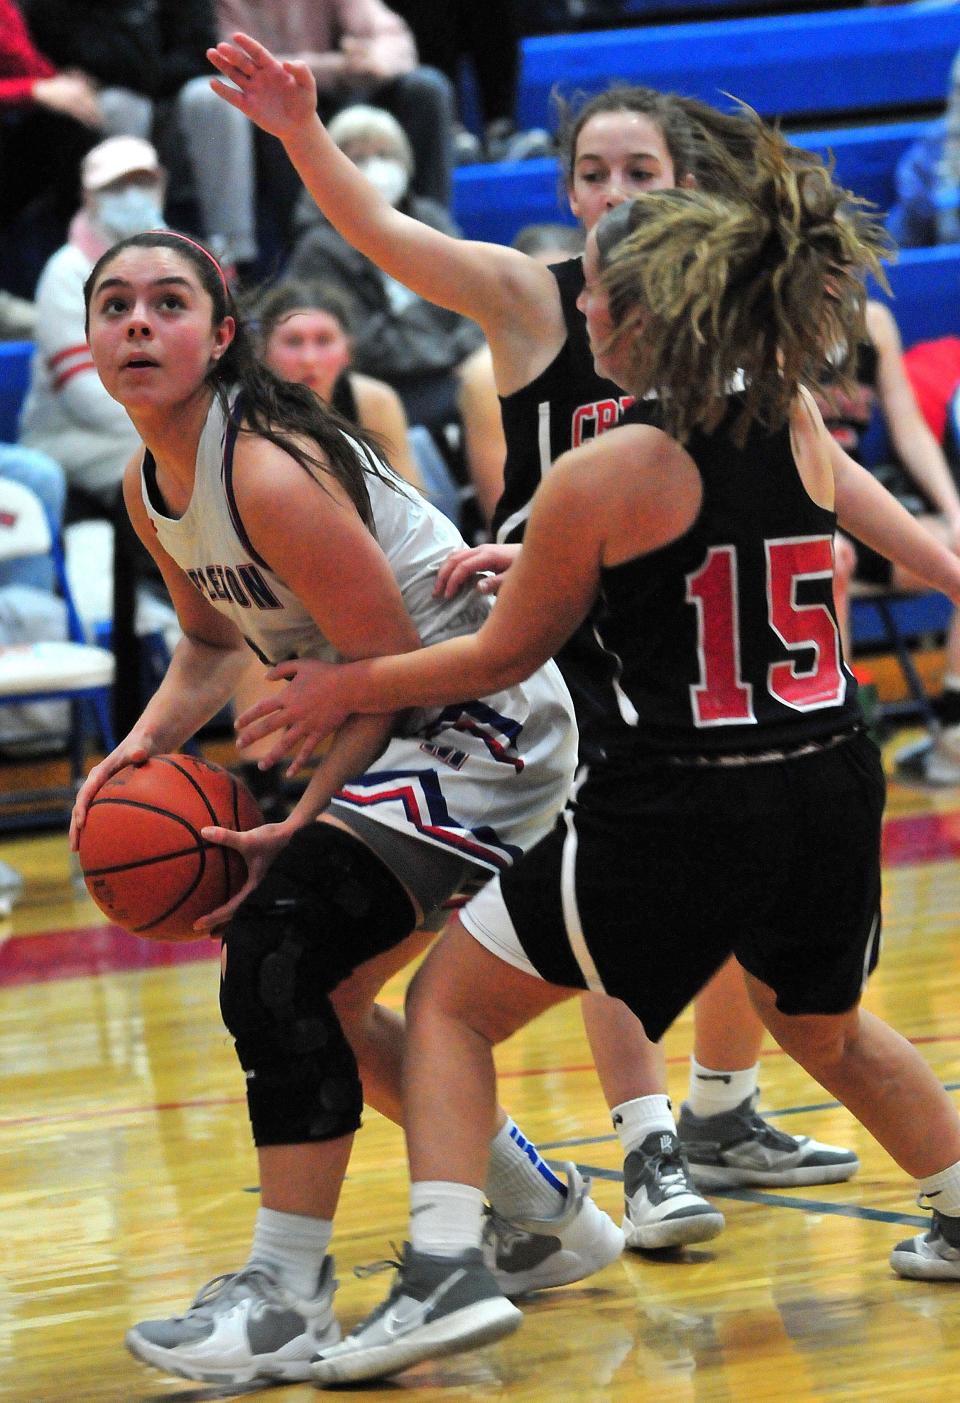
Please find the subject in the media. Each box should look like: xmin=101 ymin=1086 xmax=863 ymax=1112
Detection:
xmin=78 ymin=753 xmax=264 ymax=941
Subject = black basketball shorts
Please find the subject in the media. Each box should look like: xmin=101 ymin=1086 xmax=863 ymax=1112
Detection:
xmin=461 ymin=729 xmax=886 ymax=1041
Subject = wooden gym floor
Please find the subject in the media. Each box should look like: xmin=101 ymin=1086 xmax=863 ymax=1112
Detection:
xmin=1 ymin=724 xmax=958 ymax=1403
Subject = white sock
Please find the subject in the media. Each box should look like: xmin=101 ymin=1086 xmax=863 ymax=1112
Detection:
xmin=687 ymin=1058 xmax=759 ymax=1118
xmin=611 ymin=1095 xmax=676 ymax=1156
xmin=485 ymin=1115 xmax=568 ymax=1218
xmin=410 ymin=1181 xmax=486 ymax=1257
xmin=247 ymin=1207 xmax=332 ymax=1299
xmin=918 ymin=1159 xmax=960 ymax=1217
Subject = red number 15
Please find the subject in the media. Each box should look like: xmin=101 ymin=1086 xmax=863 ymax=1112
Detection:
xmin=685 ymin=538 xmax=845 ymax=728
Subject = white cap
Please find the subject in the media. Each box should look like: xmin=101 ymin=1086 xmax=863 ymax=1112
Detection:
xmin=81 ymin=136 xmax=161 ymax=192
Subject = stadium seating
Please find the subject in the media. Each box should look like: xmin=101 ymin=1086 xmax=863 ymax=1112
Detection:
xmin=515 ymin=6 xmax=960 ymax=131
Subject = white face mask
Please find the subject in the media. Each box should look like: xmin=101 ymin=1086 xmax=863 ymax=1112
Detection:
xmin=95 ymin=186 xmax=165 ymax=240
xmin=357 ymin=157 xmax=409 ymax=208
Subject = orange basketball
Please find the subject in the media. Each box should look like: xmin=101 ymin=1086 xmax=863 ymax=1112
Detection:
xmin=78 ymin=754 xmax=263 ymax=941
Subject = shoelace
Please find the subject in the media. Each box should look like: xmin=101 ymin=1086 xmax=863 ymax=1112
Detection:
xmin=650 ymin=1149 xmax=696 ymax=1199
xmin=185 ymin=1265 xmax=284 ymax=1320
xmin=740 ymin=1113 xmax=800 ymax=1152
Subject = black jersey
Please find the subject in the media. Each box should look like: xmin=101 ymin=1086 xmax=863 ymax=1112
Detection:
xmin=492 ymin=256 xmax=649 ymax=761
xmin=493 ymin=257 xmax=636 ymax=543
xmin=590 ymin=399 xmax=862 ymax=763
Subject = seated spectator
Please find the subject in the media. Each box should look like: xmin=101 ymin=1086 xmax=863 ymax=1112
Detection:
xmin=0 ymin=0 xmax=104 ymax=294
xmin=19 ymin=136 xmax=165 ymax=512
xmin=391 ymin=2 xmax=551 ymax=164
xmin=457 ymin=223 xmax=586 ymax=530
xmin=825 ymin=300 xmax=960 ymax=784
xmin=215 ymin=0 xmax=456 ymax=254
xmin=288 ymin=103 xmax=483 ymax=440
xmin=22 ymin=0 xmax=258 ymax=275
xmin=254 ymin=277 xmax=424 ymax=492
xmin=887 ymin=119 xmax=943 ymax=249
xmin=0 ymin=443 xmax=65 ymax=592
xmin=903 ymin=334 xmax=960 ymax=467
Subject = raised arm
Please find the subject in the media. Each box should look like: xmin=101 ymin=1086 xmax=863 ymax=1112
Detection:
xmin=207 ymin=34 xmax=563 ymax=387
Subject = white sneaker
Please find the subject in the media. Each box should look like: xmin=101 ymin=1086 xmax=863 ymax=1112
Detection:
xmin=125 ymin=1258 xmax=339 ymax=1384
xmin=0 ymin=859 xmax=24 ymax=917
xmin=890 ymin=1200 xmax=960 ymax=1280
xmin=483 ymin=1161 xmax=625 ymax=1296
xmin=679 ymin=1094 xmax=859 ymax=1189
xmin=311 ymin=1244 xmax=520 ymax=1386
xmin=623 ymin=1130 xmax=725 ymax=1249
xmin=894 ymin=735 xmax=960 ymax=787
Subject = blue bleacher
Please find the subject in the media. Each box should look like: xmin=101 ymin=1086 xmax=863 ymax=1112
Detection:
xmin=0 ymin=342 xmax=32 ymax=444
xmin=516 ymin=6 xmax=960 ymax=131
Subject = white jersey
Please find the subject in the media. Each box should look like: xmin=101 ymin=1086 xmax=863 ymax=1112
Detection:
xmin=142 ymin=393 xmax=578 ymax=873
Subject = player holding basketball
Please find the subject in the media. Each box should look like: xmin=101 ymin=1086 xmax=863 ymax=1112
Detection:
xmin=72 ymin=228 xmax=624 ymax=1387
xmin=229 ymin=118 xmax=960 ymax=1383
xmin=208 ymin=30 xmax=862 ymax=1253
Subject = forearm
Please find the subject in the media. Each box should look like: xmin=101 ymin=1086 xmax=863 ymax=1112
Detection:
xmin=336 ymin=629 xmax=534 ymax=719
xmin=285 ymin=712 xmax=395 ymax=829
xmin=129 ymin=635 xmax=250 ymax=753
xmin=834 ymin=451 xmax=960 ymax=601
xmin=896 ymin=436 xmax=960 ymax=521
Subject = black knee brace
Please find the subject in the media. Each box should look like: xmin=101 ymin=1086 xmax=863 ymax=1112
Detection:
xmin=220 ymin=823 xmax=416 ymax=1146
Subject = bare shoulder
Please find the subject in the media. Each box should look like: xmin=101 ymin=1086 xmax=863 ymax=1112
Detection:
xmin=549 ymin=422 xmax=701 ymax=561
xmin=351 ymin=371 xmax=403 ymax=417
xmin=230 ymin=422 xmax=353 ymax=525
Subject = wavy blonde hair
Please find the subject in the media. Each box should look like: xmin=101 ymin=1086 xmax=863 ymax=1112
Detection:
xmin=595 ymin=109 xmax=891 ymax=445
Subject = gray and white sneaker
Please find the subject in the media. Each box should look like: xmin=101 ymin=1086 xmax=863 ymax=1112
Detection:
xmin=891 ymin=1200 xmax=960 ymax=1280
xmin=124 ymin=1258 xmax=339 ymax=1384
xmin=679 ymin=1093 xmax=859 ymax=1189
xmin=483 ymin=1161 xmax=625 ymax=1295
xmin=310 ymin=1244 xmax=521 ymax=1386
xmin=623 ymin=1130 xmax=725 ymax=1249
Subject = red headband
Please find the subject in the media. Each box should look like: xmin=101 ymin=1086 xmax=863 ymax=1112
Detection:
xmin=148 ymin=229 xmax=230 ymax=298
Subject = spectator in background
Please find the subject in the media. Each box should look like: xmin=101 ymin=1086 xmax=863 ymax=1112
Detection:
xmin=0 ymin=445 xmax=65 ymax=593
xmin=19 ymin=137 xmax=166 ymax=514
xmin=904 ymin=333 xmax=960 ymax=467
xmin=0 ymin=0 xmax=104 ymax=294
xmin=391 ymin=1 xmax=550 ymax=164
xmin=824 ymin=299 xmax=960 ymax=785
xmin=254 ymin=278 xmax=423 ymax=490
xmin=288 ymin=104 xmax=483 ymax=442
xmin=215 ymin=0 xmax=456 ymax=256
xmin=21 ymin=0 xmax=258 ymax=275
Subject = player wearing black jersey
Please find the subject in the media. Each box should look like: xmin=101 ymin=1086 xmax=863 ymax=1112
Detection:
xmin=240 ymin=111 xmax=960 ymax=1382
xmin=211 ymin=32 xmax=861 ymax=1252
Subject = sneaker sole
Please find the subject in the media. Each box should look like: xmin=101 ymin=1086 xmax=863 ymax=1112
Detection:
xmin=492 ymin=1212 xmax=626 ymax=1296
xmin=890 ymin=1248 xmax=960 ymax=1281
xmin=623 ymin=1208 xmax=725 ymax=1251
xmin=124 ymin=1327 xmax=327 ymax=1385
xmin=688 ymin=1160 xmax=859 ymax=1190
xmin=310 ymin=1298 xmax=523 ymax=1385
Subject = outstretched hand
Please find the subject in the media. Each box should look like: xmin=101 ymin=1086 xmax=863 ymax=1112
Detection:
xmin=208 ymin=32 xmax=317 ymax=140
xmin=193 ymin=819 xmax=294 ymax=932
xmin=234 ymin=658 xmax=351 ymax=774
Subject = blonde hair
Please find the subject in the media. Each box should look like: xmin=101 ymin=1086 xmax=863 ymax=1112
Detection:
xmin=327 ymin=104 xmax=414 ymax=175
xmin=595 ymin=110 xmax=891 ymax=445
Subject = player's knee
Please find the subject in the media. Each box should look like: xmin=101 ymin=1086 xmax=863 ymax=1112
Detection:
xmin=218 ymin=824 xmax=415 ymax=1143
